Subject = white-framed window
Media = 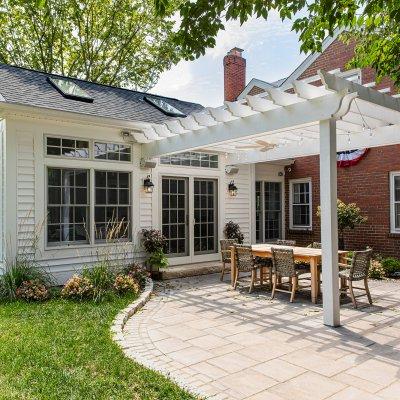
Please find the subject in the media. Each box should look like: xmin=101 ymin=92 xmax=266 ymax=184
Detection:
xmin=46 ymin=136 xmax=89 ymax=158
xmin=160 ymin=151 xmax=218 ymax=168
xmin=94 ymin=142 xmax=131 ymax=162
xmin=289 ymin=178 xmax=312 ymax=230
xmin=390 ymin=172 xmax=400 ymax=233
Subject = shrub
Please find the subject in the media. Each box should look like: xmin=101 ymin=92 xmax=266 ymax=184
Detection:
xmin=0 ymin=259 xmax=52 ymax=301
xmin=82 ymin=262 xmax=114 ymax=302
xmin=224 ymin=221 xmax=244 ymax=244
xmin=381 ymin=257 xmax=400 ymax=277
xmin=369 ymin=259 xmax=386 ymax=279
xmin=16 ymin=280 xmax=48 ymax=301
xmin=123 ymin=262 xmax=149 ymax=288
xmin=113 ymin=274 xmax=140 ymax=295
xmin=61 ymin=275 xmax=93 ymax=300
xmin=141 ymin=229 xmax=167 ymax=253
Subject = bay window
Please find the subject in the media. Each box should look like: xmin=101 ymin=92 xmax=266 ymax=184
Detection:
xmin=290 ymin=179 xmax=312 ymax=229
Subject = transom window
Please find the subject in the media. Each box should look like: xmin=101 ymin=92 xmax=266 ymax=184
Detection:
xmin=47 ymin=168 xmax=89 ymax=245
xmin=160 ymin=152 xmax=218 ymax=168
xmin=94 ymin=142 xmax=131 ymax=162
xmin=290 ymin=179 xmax=312 ymax=229
xmin=390 ymin=172 xmax=400 ymax=233
xmin=46 ymin=137 xmax=89 ymax=158
xmin=95 ymin=171 xmax=131 ymax=241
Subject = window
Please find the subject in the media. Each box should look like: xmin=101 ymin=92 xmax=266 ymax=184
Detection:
xmin=390 ymin=172 xmax=400 ymax=233
xmin=47 ymin=168 xmax=89 ymax=245
xmin=48 ymin=77 xmax=94 ymax=103
xmin=160 ymin=152 xmax=218 ymax=168
xmin=94 ymin=171 xmax=131 ymax=241
xmin=94 ymin=142 xmax=131 ymax=162
xmin=290 ymin=179 xmax=312 ymax=229
xmin=46 ymin=136 xmax=89 ymax=158
xmin=340 ymin=69 xmax=361 ymax=84
xmin=144 ymin=96 xmax=186 ymax=117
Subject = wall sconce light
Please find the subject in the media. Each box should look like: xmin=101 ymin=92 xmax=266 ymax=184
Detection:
xmin=228 ymin=180 xmax=238 ymax=197
xmin=143 ymin=175 xmax=154 ymax=193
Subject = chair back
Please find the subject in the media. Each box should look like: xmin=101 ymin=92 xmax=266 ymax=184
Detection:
xmin=276 ymin=239 xmax=296 ymax=247
xmin=350 ymin=249 xmax=373 ymax=280
xmin=220 ymin=239 xmax=237 ymax=262
xmin=272 ymin=247 xmax=296 ymax=277
xmin=235 ymin=244 xmax=255 ymax=272
xmin=311 ymin=242 xmax=321 ymax=249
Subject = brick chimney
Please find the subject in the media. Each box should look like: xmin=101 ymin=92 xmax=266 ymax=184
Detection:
xmin=224 ymin=47 xmax=246 ymax=102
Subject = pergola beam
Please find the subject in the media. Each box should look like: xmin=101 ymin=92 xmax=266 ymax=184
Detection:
xmin=141 ymin=92 xmax=347 ymax=158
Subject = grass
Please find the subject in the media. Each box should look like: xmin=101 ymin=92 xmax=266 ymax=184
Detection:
xmin=0 ymin=295 xmax=196 ymax=400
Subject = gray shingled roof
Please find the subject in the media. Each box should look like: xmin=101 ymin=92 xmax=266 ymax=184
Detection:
xmin=0 ymin=64 xmax=203 ymax=124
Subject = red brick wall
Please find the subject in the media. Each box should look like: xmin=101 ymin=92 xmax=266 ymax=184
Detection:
xmin=285 ymin=145 xmax=400 ymax=257
xmin=224 ymin=50 xmax=246 ymax=102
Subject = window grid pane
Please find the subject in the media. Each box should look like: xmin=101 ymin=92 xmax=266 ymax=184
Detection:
xmin=94 ymin=142 xmax=131 ymax=162
xmin=95 ymin=171 xmax=131 ymax=241
xmin=394 ymin=176 xmax=400 ymax=229
xmin=160 ymin=152 xmax=218 ymax=168
xmin=292 ymin=181 xmax=311 ymax=227
xmin=47 ymin=168 xmax=89 ymax=245
xmin=46 ymin=137 xmax=89 ymax=158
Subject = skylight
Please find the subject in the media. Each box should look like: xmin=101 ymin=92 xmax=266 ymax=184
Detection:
xmin=145 ymin=96 xmax=186 ymax=117
xmin=48 ymin=77 xmax=94 ymax=103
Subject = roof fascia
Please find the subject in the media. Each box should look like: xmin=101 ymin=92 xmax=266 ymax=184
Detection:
xmin=238 ymin=78 xmax=276 ymax=99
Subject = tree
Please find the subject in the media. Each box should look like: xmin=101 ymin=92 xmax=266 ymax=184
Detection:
xmin=0 ymin=0 xmax=181 ymax=90
xmin=155 ymin=0 xmax=400 ymax=87
xmin=317 ymin=199 xmax=367 ymax=249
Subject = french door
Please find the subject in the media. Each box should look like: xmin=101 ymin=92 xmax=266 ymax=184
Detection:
xmin=161 ymin=176 xmax=218 ymax=260
xmin=256 ymin=181 xmax=282 ymax=242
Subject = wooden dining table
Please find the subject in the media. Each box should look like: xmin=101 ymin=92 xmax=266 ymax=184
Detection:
xmin=230 ymin=244 xmax=348 ymax=303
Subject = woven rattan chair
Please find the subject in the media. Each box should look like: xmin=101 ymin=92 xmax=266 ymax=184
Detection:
xmin=234 ymin=244 xmax=262 ymax=293
xmin=310 ymin=242 xmax=321 ymax=249
xmin=339 ymin=249 xmax=373 ymax=308
xmin=276 ymin=239 xmax=296 ymax=246
xmin=271 ymin=247 xmax=310 ymax=302
xmin=220 ymin=239 xmax=237 ymax=281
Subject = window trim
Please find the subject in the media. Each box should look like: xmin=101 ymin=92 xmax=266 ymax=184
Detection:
xmin=289 ymin=178 xmax=312 ymax=230
xmin=390 ymin=171 xmax=400 ymax=233
xmin=93 ymin=140 xmax=132 ymax=163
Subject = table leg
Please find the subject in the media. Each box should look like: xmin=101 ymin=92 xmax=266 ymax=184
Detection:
xmin=230 ymin=246 xmax=236 ymax=288
xmin=310 ymin=257 xmax=319 ymax=304
xmin=260 ymin=267 xmax=264 ymax=286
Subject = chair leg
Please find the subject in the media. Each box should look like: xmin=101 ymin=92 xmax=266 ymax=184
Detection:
xmin=249 ymin=269 xmax=256 ymax=293
xmin=269 ymin=269 xmax=273 ymax=290
xmin=234 ymin=271 xmax=239 ymax=290
xmin=220 ymin=261 xmax=225 ymax=281
xmin=349 ymin=280 xmax=357 ymax=308
xmin=364 ymin=277 xmax=373 ymax=305
xmin=271 ymin=274 xmax=277 ymax=299
xmin=290 ymin=276 xmax=296 ymax=303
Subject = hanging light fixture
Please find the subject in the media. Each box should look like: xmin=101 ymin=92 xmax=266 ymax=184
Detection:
xmin=228 ymin=180 xmax=238 ymax=197
xmin=143 ymin=175 xmax=154 ymax=193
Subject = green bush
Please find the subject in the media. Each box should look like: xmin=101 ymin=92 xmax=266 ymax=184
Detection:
xmin=82 ymin=262 xmax=115 ymax=302
xmin=381 ymin=257 xmax=400 ymax=276
xmin=224 ymin=221 xmax=244 ymax=244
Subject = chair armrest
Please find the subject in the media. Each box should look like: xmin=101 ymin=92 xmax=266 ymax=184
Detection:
xmin=338 ymin=263 xmax=350 ymax=269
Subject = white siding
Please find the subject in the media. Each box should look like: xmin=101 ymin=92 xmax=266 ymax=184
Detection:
xmin=224 ymin=164 xmax=252 ymax=242
xmin=16 ymin=132 xmax=36 ymax=258
xmin=0 ymin=120 xmax=5 ymax=268
xmin=139 ymin=170 xmax=153 ymax=229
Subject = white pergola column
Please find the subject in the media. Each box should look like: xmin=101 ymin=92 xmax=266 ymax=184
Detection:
xmin=319 ymin=118 xmax=340 ymax=327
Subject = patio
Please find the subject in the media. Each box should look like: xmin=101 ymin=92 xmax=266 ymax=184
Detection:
xmin=123 ymin=273 xmax=400 ymax=400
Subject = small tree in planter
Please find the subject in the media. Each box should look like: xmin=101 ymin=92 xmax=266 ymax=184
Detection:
xmin=224 ymin=221 xmax=244 ymax=244
xmin=317 ymin=199 xmax=367 ymax=250
xmin=141 ymin=229 xmax=168 ymax=279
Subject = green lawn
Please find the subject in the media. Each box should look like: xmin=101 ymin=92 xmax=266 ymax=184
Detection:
xmin=0 ymin=295 xmax=196 ymax=400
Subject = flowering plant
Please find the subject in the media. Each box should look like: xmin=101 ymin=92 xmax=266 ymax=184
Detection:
xmin=113 ymin=274 xmax=140 ymax=294
xmin=141 ymin=229 xmax=167 ymax=253
xmin=61 ymin=275 xmax=93 ymax=300
xmin=16 ymin=280 xmax=48 ymax=301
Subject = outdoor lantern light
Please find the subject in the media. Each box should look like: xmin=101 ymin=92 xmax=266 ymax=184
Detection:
xmin=228 ymin=180 xmax=238 ymax=197
xmin=143 ymin=175 xmax=154 ymax=194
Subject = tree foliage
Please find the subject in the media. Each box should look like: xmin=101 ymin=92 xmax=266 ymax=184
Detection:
xmin=0 ymin=0 xmax=181 ymax=90
xmin=155 ymin=0 xmax=400 ymax=86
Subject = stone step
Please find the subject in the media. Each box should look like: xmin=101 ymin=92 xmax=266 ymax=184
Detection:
xmin=160 ymin=262 xmax=222 ymax=280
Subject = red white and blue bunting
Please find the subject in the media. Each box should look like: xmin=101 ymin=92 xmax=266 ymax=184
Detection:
xmin=337 ymin=149 xmax=369 ymax=168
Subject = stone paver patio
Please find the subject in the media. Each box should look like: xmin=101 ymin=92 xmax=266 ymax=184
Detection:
xmin=122 ymin=274 xmax=400 ymax=399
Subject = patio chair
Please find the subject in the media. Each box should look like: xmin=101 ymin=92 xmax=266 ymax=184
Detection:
xmin=276 ymin=239 xmax=296 ymax=246
xmin=310 ymin=242 xmax=321 ymax=249
xmin=339 ymin=249 xmax=373 ymax=308
xmin=271 ymin=247 xmax=310 ymax=303
xmin=220 ymin=239 xmax=237 ymax=281
xmin=234 ymin=244 xmax=263 ymax=293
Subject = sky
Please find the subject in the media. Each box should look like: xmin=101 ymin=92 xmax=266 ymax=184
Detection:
xmin=151 ymin=13 xmax=308 ymax=108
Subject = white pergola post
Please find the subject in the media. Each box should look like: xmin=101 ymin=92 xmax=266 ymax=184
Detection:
xmin=319 ymin=118 xmax=340 ymax=327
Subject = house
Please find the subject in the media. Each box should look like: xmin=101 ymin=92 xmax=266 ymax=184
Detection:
xmin=225 ymin=35 xmax=400 ymax=257
xmin=0 ymin=34 xmax=399 ymax=284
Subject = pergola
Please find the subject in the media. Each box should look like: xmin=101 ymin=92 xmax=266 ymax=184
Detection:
xmin=139 ymin=70 xmax=400 ymax=327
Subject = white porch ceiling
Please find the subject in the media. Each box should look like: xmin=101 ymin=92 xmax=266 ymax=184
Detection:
xmin=140 ymin=70 xmax=400 ymax=162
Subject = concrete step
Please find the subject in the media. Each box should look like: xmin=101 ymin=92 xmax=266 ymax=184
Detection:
xmin=160 ymin=262 xmax=222 ymax=280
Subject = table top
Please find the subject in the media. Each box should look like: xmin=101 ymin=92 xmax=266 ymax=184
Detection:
xmin=251 ymin=243 xmax=347 ymax=258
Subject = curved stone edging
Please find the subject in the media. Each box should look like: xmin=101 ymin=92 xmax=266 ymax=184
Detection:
xmin=111 ymin=277 xmax=154 ymax=345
